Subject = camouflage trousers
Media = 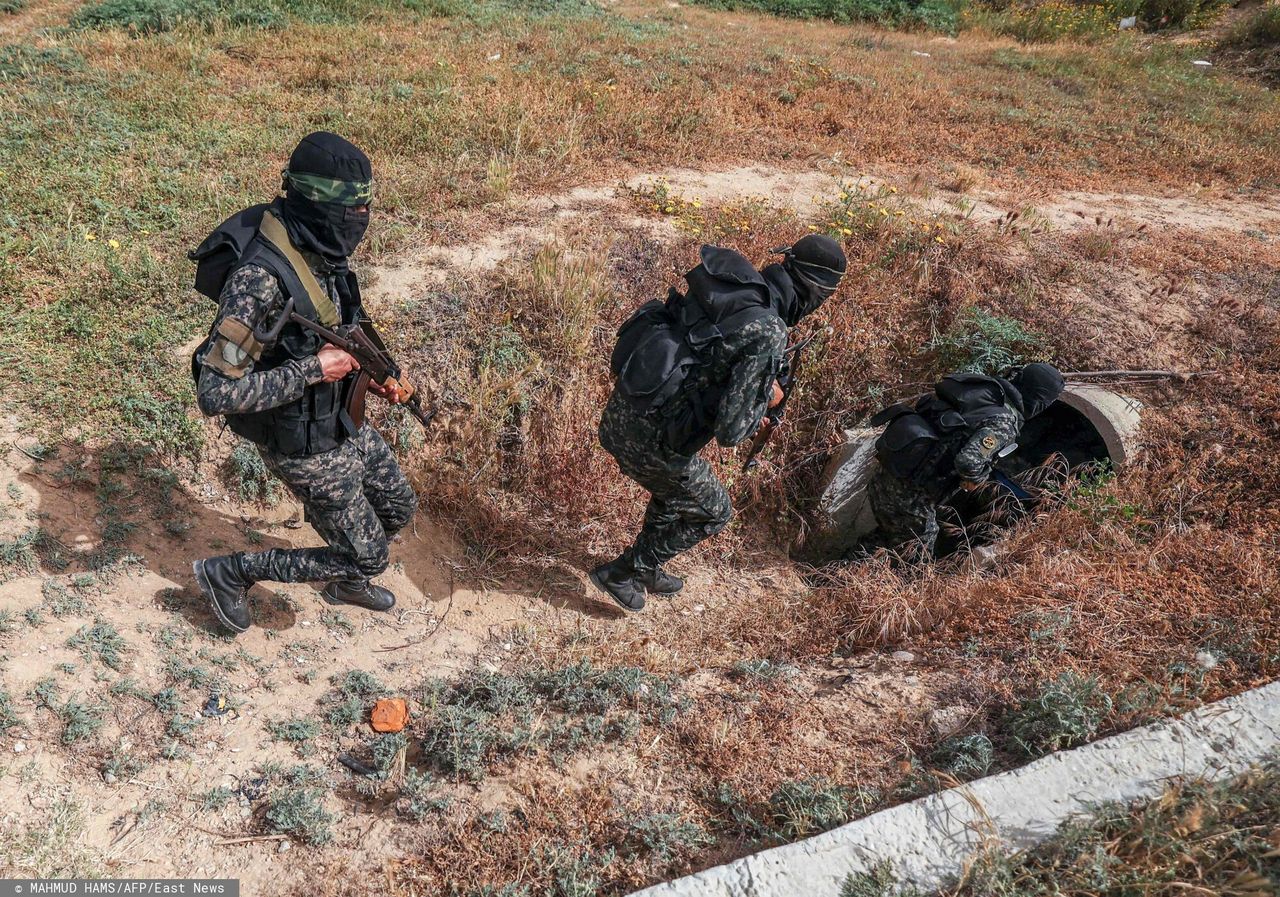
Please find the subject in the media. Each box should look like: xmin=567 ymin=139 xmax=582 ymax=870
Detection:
xmin=239 ymin=425 xmax=418 ymax=584
xmin=866 ymin=468 xmax=940 ymax=560
xmin=599 ymin=391 xmax=733 ymax=574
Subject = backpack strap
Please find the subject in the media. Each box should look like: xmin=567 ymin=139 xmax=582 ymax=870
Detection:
xmin=257 ymin=212 xmax=340 ymax=327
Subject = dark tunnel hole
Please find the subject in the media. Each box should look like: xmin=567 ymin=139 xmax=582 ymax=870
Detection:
xmin=935 ymin=400 xmax=1115 ymax=557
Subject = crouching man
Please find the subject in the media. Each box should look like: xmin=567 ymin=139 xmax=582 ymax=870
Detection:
xmin=867 ymin=362 xmax=1065 ymax=559
xmin=591 ymin=235 xmax=848 ymax=611
xmin=190 ymin=132 xmax=417 ymax=634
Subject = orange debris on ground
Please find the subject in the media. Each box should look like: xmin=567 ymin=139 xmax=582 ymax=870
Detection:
xmin=371 ymin=698 xmax=409 ymax=733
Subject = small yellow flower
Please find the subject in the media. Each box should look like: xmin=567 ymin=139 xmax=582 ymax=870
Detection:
xmin=839 ymin=192 xmax=848 ymax=201
xmin=841 ymin=227 xmax=853 ymax=235
xmin=889 ymin=186 xmax=898 ymax=194
xmin=108 ymin=239 xmax=120 ymax=249
xmin=691 ymin=200 xmax=702 ymax=208
xmin=935 ymin=236 xmax=945 ymax=244
xmin=85 ymin=232 xmax=96 ymax=242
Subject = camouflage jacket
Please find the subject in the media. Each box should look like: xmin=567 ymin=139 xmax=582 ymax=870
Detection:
xmin=953 ymin=408 xmax=1023 ymax=484
xmin=195 ymin=255 xmax=348 ymax=417
xmin=666 ymin=312 xmax=789 ymax=449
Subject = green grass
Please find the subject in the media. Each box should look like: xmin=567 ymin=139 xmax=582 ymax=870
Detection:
xmin=691 ymin=0 xmax=964 ymax=33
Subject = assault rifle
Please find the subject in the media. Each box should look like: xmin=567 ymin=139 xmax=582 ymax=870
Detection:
xmin=254 ymin=296 xmax=435 ymax=431
xmin=743 ymin=335 xmax=815 ymax=472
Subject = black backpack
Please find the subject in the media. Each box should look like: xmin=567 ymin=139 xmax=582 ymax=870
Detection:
xmin=610 ymin=246 xmax=774 ymax=412
xmin=872 ymin=373 xmax=1018 ymax=484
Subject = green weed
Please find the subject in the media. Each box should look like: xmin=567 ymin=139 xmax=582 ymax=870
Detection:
xmin=200 ymin=786 xmax=235 ymax=810
xmin=952 ymin=763 xmax=1280 ymax=896
xmin=768 ymin=778 xmax=876 ymax=839
xmin=729 ymin=659 xmax=798 ymax=683
xmin=322 ymin=669 xmax=389 ymax=727
xmin=66 ymin=620 xmax=127 ymax=670
xmin=0 ymin=688 xmax=19 ymax=734
xmin=226 ymin=441 xmax=281 ymax=505
xmin=268 ymin=717 xmax=321 ymax=753
xmin=265 ymin=784 xmax=335 ymax=845
xmin=931 ymin=308 xmax=1047 ymax=374
xmin=1002 ymin=672 xmax=1114 ymax=758
xmin=625 ymin=813 xmax=712 ymax=865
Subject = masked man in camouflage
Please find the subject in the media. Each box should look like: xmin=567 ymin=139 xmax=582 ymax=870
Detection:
xmin=592 ymin=235 xmax=848 ymax=612
xmin=190 ymin=132 xmax=418 ymax=634
xmin=867 ymin=362 xmax=1065 ymax=559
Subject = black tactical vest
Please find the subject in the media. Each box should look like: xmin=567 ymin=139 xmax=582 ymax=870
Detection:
xmin=872 ymin=373 xmax=1022 ymax=494
xmin=190 ymin=203 xmax=362 ymax=457
xmin=610 ymin=246 xmax=776 ymax=454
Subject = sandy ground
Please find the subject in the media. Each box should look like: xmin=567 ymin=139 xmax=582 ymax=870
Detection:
xmin=1 ymin=161 xmax=1276 ymax=892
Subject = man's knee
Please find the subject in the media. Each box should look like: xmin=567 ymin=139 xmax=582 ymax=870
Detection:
xmin=380 ymin=485 xmax=418 ymax=535
xmin=687 ymin=489 xmax=732 ymax=535
xmin=351 ymin=536 xmax=391 ymax=578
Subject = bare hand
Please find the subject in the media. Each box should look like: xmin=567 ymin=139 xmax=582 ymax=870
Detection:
xmin=768 ymin=380 xmax=784 ymax=409
xmin=317 ymin=344 xmax=360 ymax=382
xmin=960 ymin=479 xmax=984 ymax=492
xmin=368 ymin=381 xmax=405 ymax=405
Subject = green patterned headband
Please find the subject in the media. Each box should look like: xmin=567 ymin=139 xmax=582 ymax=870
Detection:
xmin=283 ymin=169 xmax=374 ymax=206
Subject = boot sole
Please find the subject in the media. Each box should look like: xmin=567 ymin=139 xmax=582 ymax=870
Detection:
xmin=192 ymin=559 xmax=249 ymax=634
xmin=588 ymin=569 xmax=644 ymax=613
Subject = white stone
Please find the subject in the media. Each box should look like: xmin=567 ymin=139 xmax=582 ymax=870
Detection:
xmin=891 ymin=651 xmax=916 ymax=663
xmin=926 ymin=705 xmax=972 ymax=738
xmin=13 ymin=742 xmax=25 ymax=753
xmin=629 ymin=680 xmax=1280 ymax=897
xmin=277 ymin=840 xmax=292 ymax=854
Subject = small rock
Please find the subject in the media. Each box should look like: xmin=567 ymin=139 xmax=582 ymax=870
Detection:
xmin=891 ymin=650 xmax=916 ymax=663
xmin=13 ymin=742 xmax=25 ymax=754
xmin=240 ymin=807 xmax=253 ymax=820
xmin=1195 ymin=650 xmax=1219 ymax=671
xmin=277 ymin=840 xmax=292 ymax=854
xmin=927 ymin=705 xmax=972 ymax=738
xmin=103 ymin=771 xmax=118 ymax=785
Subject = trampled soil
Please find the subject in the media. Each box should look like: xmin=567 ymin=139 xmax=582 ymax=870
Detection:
xmin=1 ymin=163 xmax=1277 ymax=893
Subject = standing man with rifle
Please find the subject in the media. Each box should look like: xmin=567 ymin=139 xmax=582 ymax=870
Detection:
xmin=189 ymin=132 xmax=424 ymax=634
xmin=592 ymin=236 xmax=847 ymax=612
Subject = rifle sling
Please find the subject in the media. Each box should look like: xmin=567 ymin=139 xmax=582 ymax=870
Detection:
xmin=258 ymin=212 xmax=340 ymax=328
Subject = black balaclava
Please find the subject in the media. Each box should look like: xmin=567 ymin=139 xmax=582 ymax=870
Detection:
xmin=770 ymin=234 xmax=848 ymax=326
xmin=279 ymin=132 xmax=373 ymax=268
xmin=1010 ymin=362 xmax=1066 ymax=418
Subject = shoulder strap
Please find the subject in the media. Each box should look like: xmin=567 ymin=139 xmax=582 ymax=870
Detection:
xmin=257 ymin=212 xmax=340 ymax=327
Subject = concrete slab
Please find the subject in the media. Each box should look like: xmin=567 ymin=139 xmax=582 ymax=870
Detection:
xmin=630 ymin=680 xmax=1280 ymax=897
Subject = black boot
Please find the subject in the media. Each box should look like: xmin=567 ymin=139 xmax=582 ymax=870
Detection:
xmin=588 ymin=555 xmax=646 ymax=612
xmin=637 ymin=567 xmax=683 ymax=595
xmin=193 ymin=554 xmax=253 ymax=634
xmin=323 ymin=579 xmax=396 ymax=612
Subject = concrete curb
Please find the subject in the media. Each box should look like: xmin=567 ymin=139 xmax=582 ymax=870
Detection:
xmin=630 ymin=681 xmax=1280 ymax=897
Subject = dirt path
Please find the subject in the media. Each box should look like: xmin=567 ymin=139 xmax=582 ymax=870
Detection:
xmin=364 ymin=163 xmax=1280 ymax=302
